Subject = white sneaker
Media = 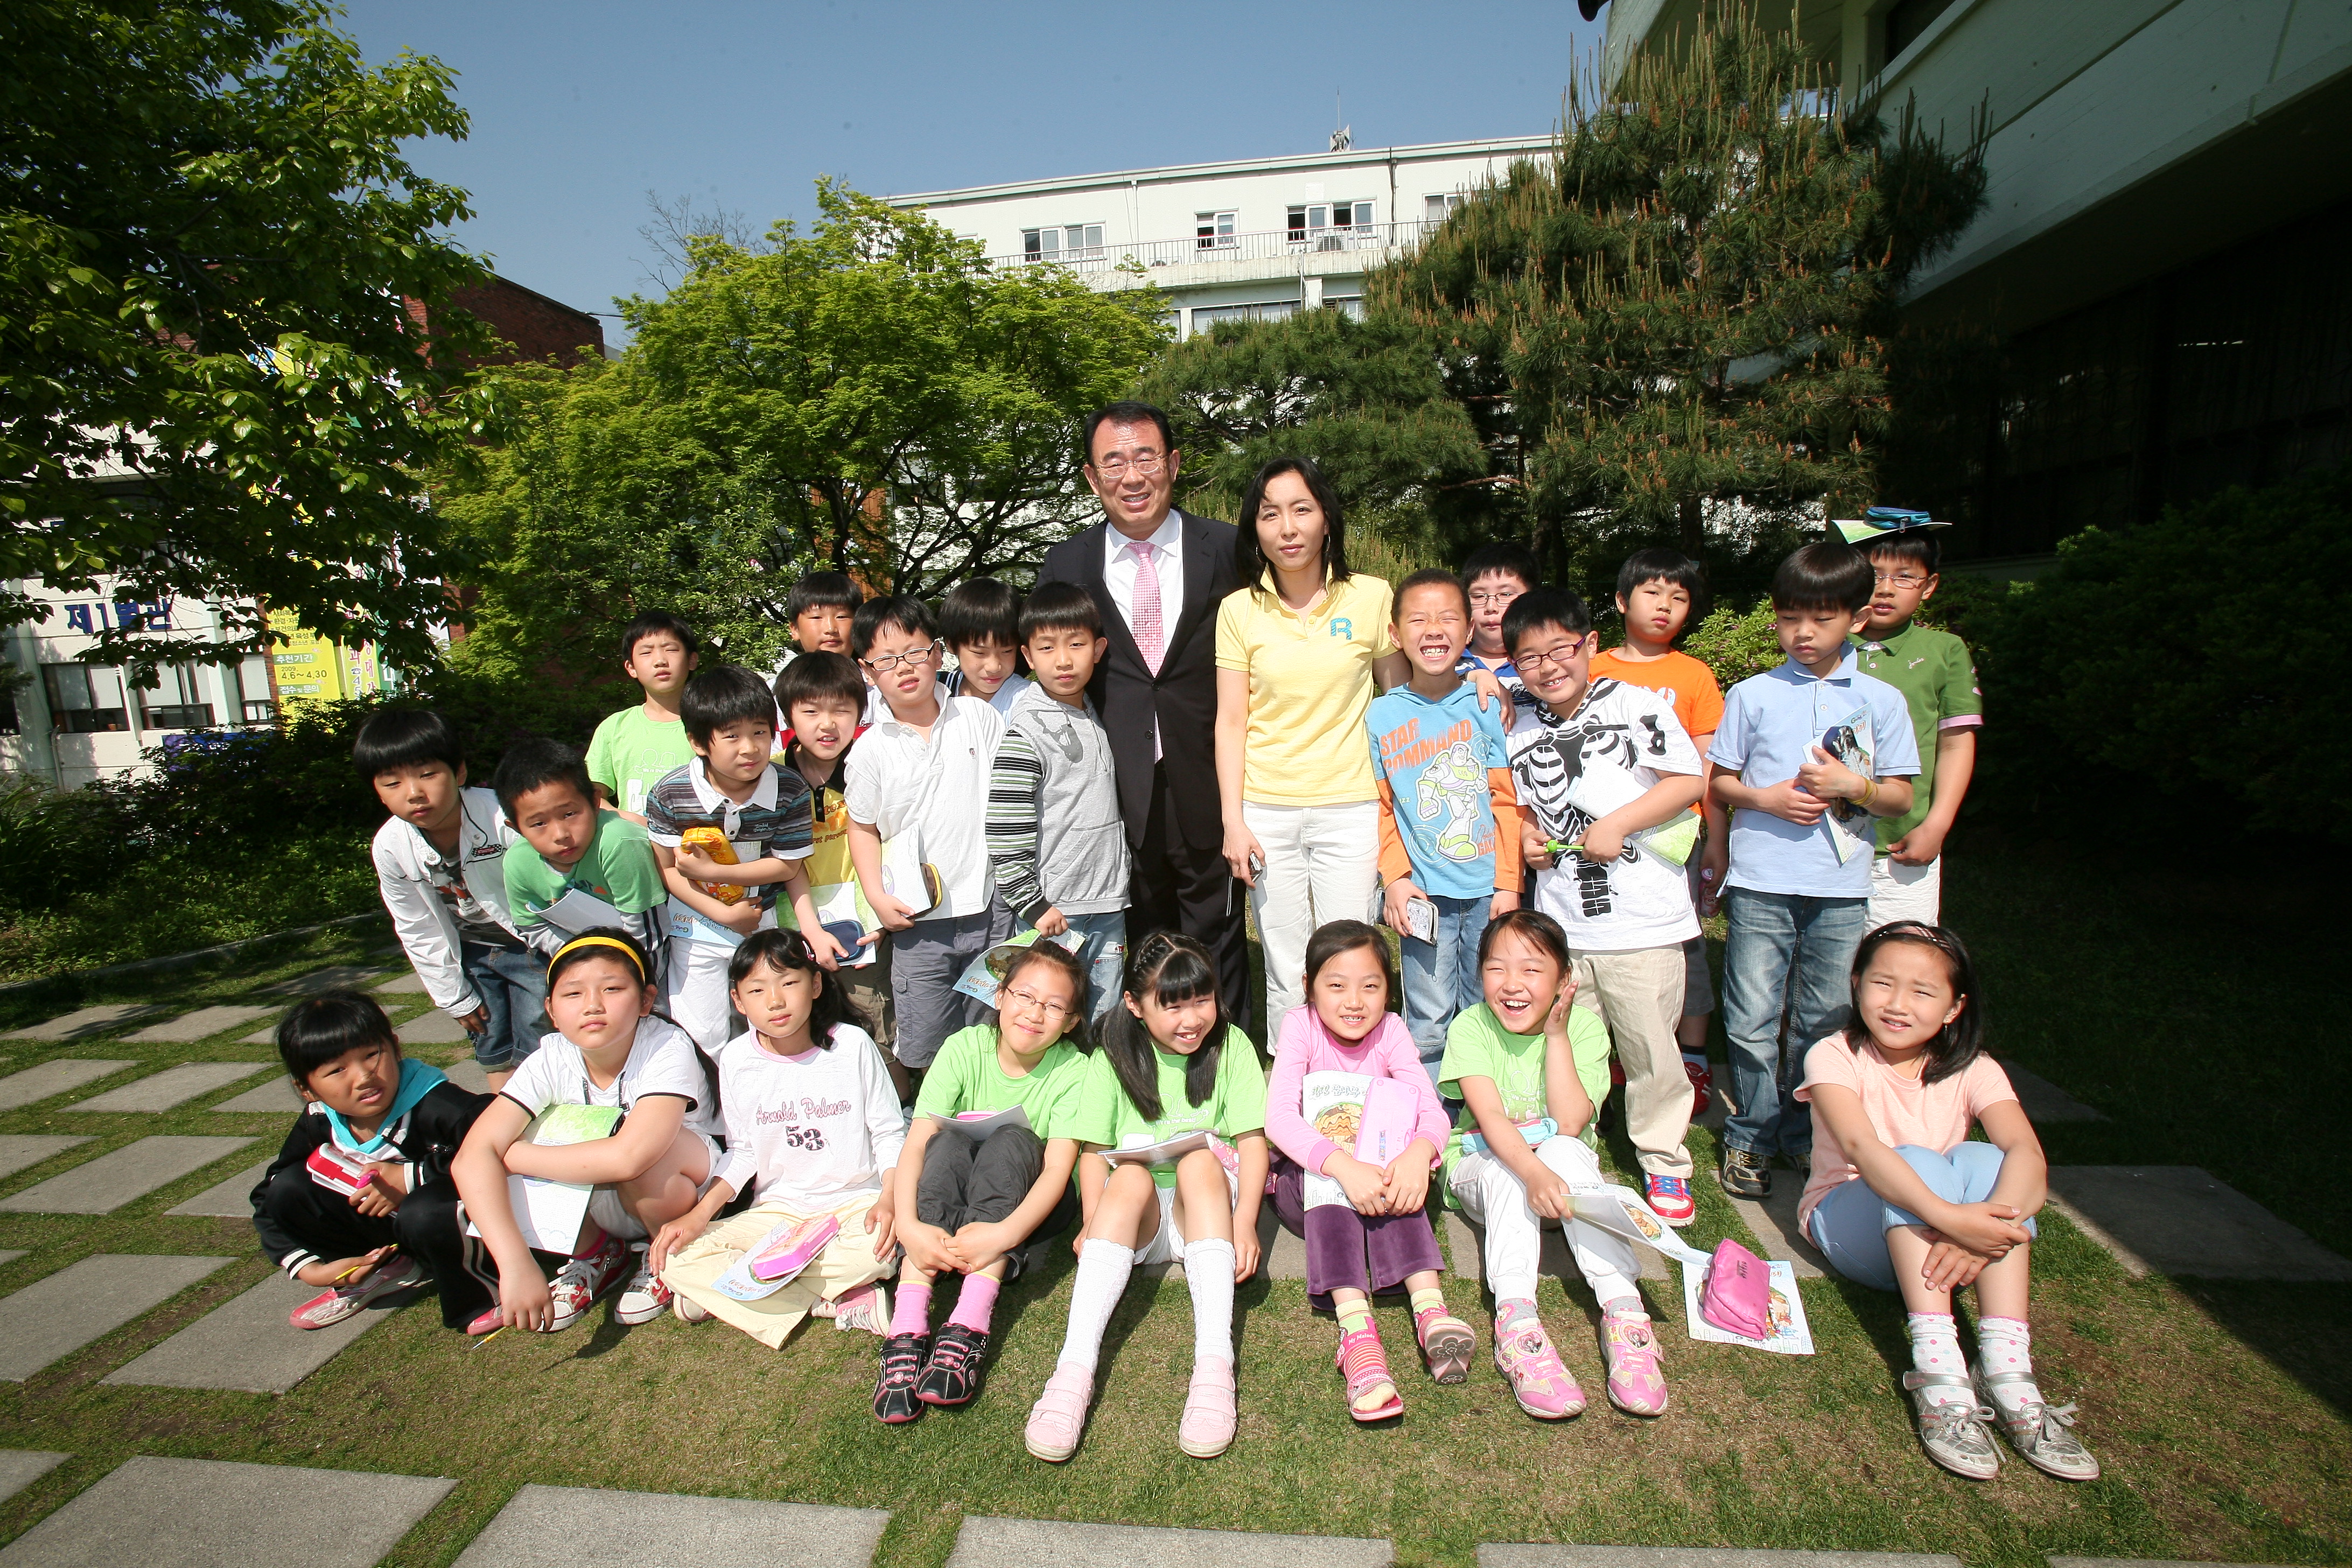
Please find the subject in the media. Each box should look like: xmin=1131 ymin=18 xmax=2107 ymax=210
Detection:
xmin=612 ymin=1244 xmax=671 ymax=1325
xmin=544 ymin=1234 xmax=629 ymax=1333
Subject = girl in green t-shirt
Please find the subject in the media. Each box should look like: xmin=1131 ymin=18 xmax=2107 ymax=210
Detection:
xmin=1439 ymin=909 xmax=1670 ymax=1423
xmin=1024 ymin=934 xmax=1267 ymax=1465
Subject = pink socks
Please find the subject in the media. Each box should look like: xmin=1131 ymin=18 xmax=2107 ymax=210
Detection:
xmin=948 ymin=1273 xmax=1001 ymax=1333
xmin=889 ymin=1280 xmax=932 ymax=1338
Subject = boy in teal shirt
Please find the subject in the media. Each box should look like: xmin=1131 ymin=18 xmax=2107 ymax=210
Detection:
xmin=493 ymin=737 xmax=669 ymax=967
xmin=586 ymin=611 xmax=701 ymax=820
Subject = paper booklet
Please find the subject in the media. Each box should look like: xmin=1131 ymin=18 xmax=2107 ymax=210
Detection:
xmin=1301 ymin=1072 xmax=1429 ymax=1210
xmin=950 ymin=926 xmax=1085 ymax=1005
xmin=1563 ymin=771 xmax=1702 ymax=867
xmin=535 ymin=886 xmax=628 ymax=941
xmin=928 ymin=1104 xmax=1032 ymax=1143
xmin=464 ymin=1104 xmax=625 ymax=1254
xmin=1682 ymin=1256 xmax=1815 ymax=1355
xmin=877 ymin=830 xmax=940 ymax=919
xmin=713 ymin=1212 xmax=843 ymax=1301
xmin=666 ymin=834 xmax=766 ymax=947
xmin=1815 ymin=703 xmax=1877 ymax=865
xmin=1103 ymin=1128 xmax=1224 ymax=1170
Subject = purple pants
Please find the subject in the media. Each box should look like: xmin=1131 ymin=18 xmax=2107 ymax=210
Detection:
xmin=1270 ymin=1155 xmax=1446 ymax=1310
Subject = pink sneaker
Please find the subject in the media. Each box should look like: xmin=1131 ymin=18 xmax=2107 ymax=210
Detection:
xmin=289 ymin=1255 xmax=426 ymax=1330
xmin=1178 ymin=1356 xmax=1237 ymax=1458
xmin=1024 ymin=1363 xmax=1095 ymax=1462
xmin=1601 ymin=1306 xmax=1669 ymax=1416
xmin=1494 ymin=1317 xmax=1586 ymax=1420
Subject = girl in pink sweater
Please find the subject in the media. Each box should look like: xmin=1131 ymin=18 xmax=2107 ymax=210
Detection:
xmin=1268 ymin=920 xmax=1474 ymax=1422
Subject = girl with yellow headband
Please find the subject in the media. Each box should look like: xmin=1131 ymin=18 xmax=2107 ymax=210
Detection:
xmin=451 ymin=928 xmax=724 ymax=1334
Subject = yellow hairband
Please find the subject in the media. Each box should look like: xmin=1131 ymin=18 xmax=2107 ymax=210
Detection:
xmin=548 ymin=934 xmax=645 ymax=983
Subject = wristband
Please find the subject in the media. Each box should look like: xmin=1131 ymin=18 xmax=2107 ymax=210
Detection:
xmin=1859 ymin=776 xmax=1879 ymax=809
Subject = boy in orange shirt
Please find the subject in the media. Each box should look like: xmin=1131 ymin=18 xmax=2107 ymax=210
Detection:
xmin=1590 ymin=548 xmax=1724 ymax=1112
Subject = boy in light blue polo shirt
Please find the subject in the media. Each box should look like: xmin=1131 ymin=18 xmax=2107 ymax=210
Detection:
xmin=1699 ymin=542 xmax=1920 ymax=1199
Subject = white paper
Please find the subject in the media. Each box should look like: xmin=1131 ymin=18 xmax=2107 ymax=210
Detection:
xmin=928 ymin=1104 xmax=1032 ymax=1142
xmin=1816 ymin=704 xmax=1877 ymax=866
xmin=1563 ymin=1181 xmax=1713 ymax=1266
xmin=666 ymin=835 xmax=766 ymax=946
xmin=1300 ymin=1071 xmax=1373 ymax=1210
xmin=536 ymin=885 xmax=628 ymax=939
xmin=793 ymin=878 xmax=879 ymax=968
xmin=1103 ymin=1128 xmax=1217 ymax=1168
xmin=877 ymin=830 xmax=935 ymax=918
xmin=1682 ymin=1256 xmax=1815 ymax=1355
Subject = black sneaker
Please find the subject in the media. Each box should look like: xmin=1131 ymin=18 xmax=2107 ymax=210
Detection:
xmin=915 ymin=1322 xmax=991 ymax=1407
xmin=1719 ymin=1146 xmax=1772 ymax=1198
xmin=873 ymin=1333 xmax=929 ymax=1424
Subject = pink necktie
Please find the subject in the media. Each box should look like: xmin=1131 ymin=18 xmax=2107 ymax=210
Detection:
xmin=1129 ymin=541 xmax=1165 ymax=675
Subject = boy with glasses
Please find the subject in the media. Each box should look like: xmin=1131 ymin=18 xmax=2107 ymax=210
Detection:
xmin=1458 ymin=541 xmax=1542 ymax=706
xmin=845 ymin=596 xmax=1016 ymax=1083
xmin=1837 ymin=512 xmax=1982 ymax=926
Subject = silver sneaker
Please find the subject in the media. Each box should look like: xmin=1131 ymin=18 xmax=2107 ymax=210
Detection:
xmin=1977 ymin=1368 xmax=2101 ymax=1481
xmin=1902 ymin=1370 xmax=2000 ymax=1480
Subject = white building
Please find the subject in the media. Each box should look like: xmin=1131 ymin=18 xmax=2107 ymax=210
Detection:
xmin=891 ymin=135 xmax=1555 ymax=335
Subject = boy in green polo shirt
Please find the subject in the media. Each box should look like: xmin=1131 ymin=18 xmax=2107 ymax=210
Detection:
xmin=493 ymin=736 xmax=670 ymax=964
xmin=586 ymin=612 xmax=701 ymax=821
xmin=1839 ymin=511 xmax=1983 ymax=926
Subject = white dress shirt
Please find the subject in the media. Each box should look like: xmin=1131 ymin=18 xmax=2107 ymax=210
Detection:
xmin=1100 ymin=509 xmax=1186 ymax=760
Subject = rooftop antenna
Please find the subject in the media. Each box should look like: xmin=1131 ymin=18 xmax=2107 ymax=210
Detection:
xmin=1331 ymin=89 xmax=1350 ymax=151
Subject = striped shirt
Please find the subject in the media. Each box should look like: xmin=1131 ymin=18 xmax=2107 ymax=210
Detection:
xmin=985 ymin=683 xmax=1130 ymax=926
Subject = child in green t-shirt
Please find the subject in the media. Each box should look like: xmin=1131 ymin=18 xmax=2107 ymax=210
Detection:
xmin=1024 ymin=933 xmax=1267 ymax=1465
xmin=586 ymin=611 xmax=701 ymax=820
xmin=493 ymin=737 xmax=669 ymax=967
xmin=873 ymin=942 xmax=1091 ymax=1425
xmin=1440 ymin=909 xmax=1667 ymax=1423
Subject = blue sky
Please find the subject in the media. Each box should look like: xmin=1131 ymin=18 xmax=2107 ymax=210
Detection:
xmin=339 ymin=1 xmax=1606 ymax=332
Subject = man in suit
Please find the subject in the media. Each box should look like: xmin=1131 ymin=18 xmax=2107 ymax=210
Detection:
xmin=1038 ymin=401 xmax=1250 ymax=1028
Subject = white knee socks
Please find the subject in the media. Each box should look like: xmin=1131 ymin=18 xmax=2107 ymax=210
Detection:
xmin=1184 ymin=1239 xmax=1236 ymax=1368
xmin=1907 ymin=1312 xmax=1969 ymax=1406
xmin=1976 ymin=1316 xmax=2041 ymax=1418
xmin=1055 ymin=1240 xmax=1134 ymax=1375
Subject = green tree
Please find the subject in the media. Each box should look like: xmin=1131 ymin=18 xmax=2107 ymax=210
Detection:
xmin=1142 ymin=6 xmax=1986 ymax=604
xmin=1 ymin=0 xmax=493 ymax=673
xmin=439 ymin=181 xmax=1170 ymax=673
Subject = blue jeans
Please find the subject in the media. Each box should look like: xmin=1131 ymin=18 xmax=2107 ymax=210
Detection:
xmin=1805 ymin=1143 xmax=2036 ymax=1292
xmin=1401 ymin=893 xmax=1490 ymax=1100
xmin=1061 ymin=911 xmax=1128 ymax=1041
xmin=462 ymin=939 xmax=549 ymax=1070
xmin=1719 ymin=888 xmax=1866 ymax=1158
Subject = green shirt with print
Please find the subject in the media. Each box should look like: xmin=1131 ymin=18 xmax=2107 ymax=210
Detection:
xmin=914 ymin=1025 xmax=1089 ymax=1140
xmin=501 ymin=810 xmax=668 ymax=929
xmin=586 ymin=705 xmax=698 ymax=817
xmin=1850 ymin=620 xmax=1983 ymax=852
xmin=1437 ymin=1002 xmax=1612 ymax=1180
xmin=1066 ymin=1026 xmax=1266 ymax=1189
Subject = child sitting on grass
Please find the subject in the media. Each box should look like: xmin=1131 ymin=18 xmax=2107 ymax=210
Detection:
xmin=1797 ymin=921 xmax=2097 ymax=1484
xmin=1025 ymin=934 xmax=1267 ymax=1464
xmin=587 ymin=611 xmax=701 ymax=820
xmin=1442 ymin=909 xmax=1667 ymax=1420
xmin=654 ymin=929 xmax=905 ymax=1344
xmin=451 ymin=929 xmax=723 ymax=1334
xmin=1265 ymin=920 xmax=1471 ymax=1422
xmin=252 ymin=992 xmax=488 ymax=1331
xmin=874 ymin=942 xmax=1090 ymax=1424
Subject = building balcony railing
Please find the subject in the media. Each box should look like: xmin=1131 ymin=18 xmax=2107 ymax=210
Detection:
xmin=993 ymin=219 xmax=1446 ymax=275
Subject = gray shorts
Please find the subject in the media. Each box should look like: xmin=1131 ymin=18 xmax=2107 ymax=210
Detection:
xmin=888 ymin=900 xmax=1013 ymax=1070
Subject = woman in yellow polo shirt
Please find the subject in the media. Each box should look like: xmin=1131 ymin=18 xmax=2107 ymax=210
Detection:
xmin=1214 ymin=457 xmax=1405 ymax=1024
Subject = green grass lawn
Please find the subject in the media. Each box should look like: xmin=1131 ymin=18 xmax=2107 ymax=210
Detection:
xmin=0 ymin=844 xmax=2342 ymax=1568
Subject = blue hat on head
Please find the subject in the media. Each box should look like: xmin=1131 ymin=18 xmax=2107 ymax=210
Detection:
xmin=1830 ymin=506 xmax=1952 ymax=544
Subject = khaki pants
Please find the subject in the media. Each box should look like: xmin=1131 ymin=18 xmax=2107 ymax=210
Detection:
xmin=661 ymin=1194 xmax=894 ymax=1350
xmin=1571 ymin=946 xmax=1691 ymax=1180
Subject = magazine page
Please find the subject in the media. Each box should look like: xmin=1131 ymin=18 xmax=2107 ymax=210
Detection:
xmin=1816 ymin=703 xmax=1877 ymax=865
xmin=1564 ymin=1181 xmax=1713 ymax=1267
xmin=1300 ymin=1071 xmax=1372 ymax=1210
xmin=928 ymin=1104 xmax=1033 ymax=1142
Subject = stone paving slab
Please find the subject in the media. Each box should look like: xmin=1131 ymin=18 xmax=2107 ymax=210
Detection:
xmin=261 ymin=964 xmax=397 ymax=998
xmin=3 ymin=1006 xmax=159 ymax=1041
xmin=0 ymin=1254 xmax=232 ymax=1381
xmin=213 ymin=1076 xmax=303 ymax=1114
xmin=1479 ymin=1551 xmax=1962 ymax=1568
xmin=949 ymin=1517 xmax=1391 ymax=1567
xmin=0 ymin=1451 xmax=67 ymax=1505
xmin=398 ymin=1008 xmax=471 ymax=1044
xmin=0 ymin=1138 xmax=91 ymax=1182
xmin=449 ymin=1060 xmax=492 ymax=1094
xmin=0 ymin=1136 xmax=256 ymax=1214
xmin=167 ymin=1159 xmax=272 ymax=1217
xmin=105 ymin=1273 xmax=394 ymax=1394
xmin=373 ymin=970 xmax=429 ymax=993
xmin=2048 ymin=1559 xmax=2276 ymax=1568
xmin=0 ymin=1254 xmax=24 ymax=1269
xmin=454 ymin=1483 xmax=890 ymax=1567
xmin=0 ymin=1454 xmax=453 ymax=1568
xmin=2045 ymin=1166 xmax=2352 ymax=1281
xmin=1996 ymin=1061 xmax=2105 ymax=1123
xmin=69 ymin=1062 xmax=267 ymax=1112
xmin=0 ymin=1060 xmax=134 ymax=1110
xmin=122 ymin=1006 xmax=278 ymax=1045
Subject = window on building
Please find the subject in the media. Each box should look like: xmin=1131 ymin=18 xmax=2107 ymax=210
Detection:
xmin=141 ymin=662 xmax=215 ymax=731
xmin=43 ymin=663 xmax=129 ymax=733
xmin=1195 ymin=211 xmax=1236 ymax=249
xmin=1191 ymin=300 xmax=1298 ymax=333
xmin=1023 ymin=223 xmax=1104 ymax=262
xmin=0 ymin=681 xmax=17 ymax=737
xmin=1424 ymin=193 xmax=1462 ymax=225
xmin=1324 ymin=292 xmax=1364 ymax=320
xmin=1290 ymin=203 xmax=1373 ymax=247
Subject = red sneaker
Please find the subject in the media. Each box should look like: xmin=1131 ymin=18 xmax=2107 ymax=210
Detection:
xmin=545 ymin=1234 xmax=629 ymax=1332
xmin=1684 ymin=1054 xmax=1713 ymax=1116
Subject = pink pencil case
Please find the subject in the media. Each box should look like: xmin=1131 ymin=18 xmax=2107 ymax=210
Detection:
xmin=305 ymin=1144 xmax=373 ymax=1199
xmin=1698 ymin=1237 xmax=1773 ymax=1339
xmin=748 ymin=1214 xmax=841 ymax=1283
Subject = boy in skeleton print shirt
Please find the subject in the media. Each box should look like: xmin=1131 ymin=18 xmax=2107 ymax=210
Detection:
xmin=1498 ymin=589 xmax=1708 ymax=1225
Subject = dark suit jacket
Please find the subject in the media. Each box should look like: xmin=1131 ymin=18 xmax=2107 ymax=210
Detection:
xmin=1038 ymin=508 xmax=1240 ymax=848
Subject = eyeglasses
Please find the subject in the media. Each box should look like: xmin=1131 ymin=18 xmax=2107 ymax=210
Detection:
xmin=1515 ymin=639 xmax=1590 ymax=673
xmin=1091 ymin=453 xmax=1166 ymax=479
xmin=860 ymin=640 xmax=943 ymax=675
xmin=1467 ymin=586 xmax=1522 ymax=607
xmin=1003 ymin=988 xmax=1071 ymax=1021
xmin=1872 ymin=571 xmax=1929 ymax=587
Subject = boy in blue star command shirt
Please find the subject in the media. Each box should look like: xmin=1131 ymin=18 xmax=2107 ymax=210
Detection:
xmin=1368 ymin=569 xmax=1524 ymax=1096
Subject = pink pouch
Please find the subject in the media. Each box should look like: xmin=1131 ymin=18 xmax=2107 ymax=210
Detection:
xmin=1698 ymin=1237 xmax=1773 ymax=1339
xmin=747 ymin=1214 xmax=842 ymax=1283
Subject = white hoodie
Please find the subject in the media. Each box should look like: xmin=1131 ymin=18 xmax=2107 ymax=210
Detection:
xmin=369 ymin=787 xmax=525 ymax=1018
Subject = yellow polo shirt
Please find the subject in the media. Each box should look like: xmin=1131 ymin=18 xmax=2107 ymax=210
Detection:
xmin=1215 ymin=573 xmax=1396 ymax=806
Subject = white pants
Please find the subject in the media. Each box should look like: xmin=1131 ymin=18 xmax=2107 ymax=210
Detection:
xmin=1244 ymin=800 xmax=1381 ymax=1023
xmin=1447 ymin=1138 xmax=1641 ymax=1305
xmin=1866 ymin=855 xmax=1942 ymax=929
xmin=664 ymin=937 xmax=739 ymax=1054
